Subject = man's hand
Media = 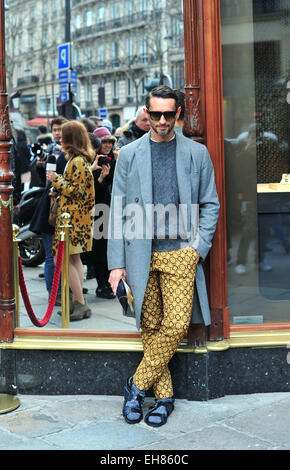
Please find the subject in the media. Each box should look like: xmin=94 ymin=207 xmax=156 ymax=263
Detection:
xmin=109 ymin=268 xmax=127 ymax=295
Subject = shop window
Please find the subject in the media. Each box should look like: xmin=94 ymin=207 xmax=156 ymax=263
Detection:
xmin=221 ymin=0 xmax=290 ymax=325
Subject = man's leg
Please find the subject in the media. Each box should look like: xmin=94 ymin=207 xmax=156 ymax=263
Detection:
xmin=123 ymin=267 xmax=163 ymax=424
xmin=134 ymin=248 xmax=199 ymax=398
xmin=133 ymin=270 xmax=163 ymax=390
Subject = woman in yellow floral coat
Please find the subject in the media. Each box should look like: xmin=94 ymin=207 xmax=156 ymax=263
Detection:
xmin=46 ymin=120 xmax=95 ymax=320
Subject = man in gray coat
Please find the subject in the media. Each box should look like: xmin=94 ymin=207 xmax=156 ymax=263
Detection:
xmin=108 ymin=86 xmax=219 ymax=427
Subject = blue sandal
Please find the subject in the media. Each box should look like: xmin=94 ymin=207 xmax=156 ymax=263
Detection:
xmin=144 ymin=398 xmax=174 ymax=427
xmin=123 ymin=377 xmax=146 ymax=424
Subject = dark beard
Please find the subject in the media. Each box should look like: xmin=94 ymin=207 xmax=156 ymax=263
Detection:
xmin=150 ymin=121 xmax=174 ymax=136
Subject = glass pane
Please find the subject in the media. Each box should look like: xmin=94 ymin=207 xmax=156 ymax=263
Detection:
xmin=9 ymin=0 xmax=185 ymax=332
xmin=221 ymin=0 xmax=290 ymax=325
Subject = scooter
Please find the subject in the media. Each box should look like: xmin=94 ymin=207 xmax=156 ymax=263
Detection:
xmin=15 ymin=186 xmax=46 ymax=267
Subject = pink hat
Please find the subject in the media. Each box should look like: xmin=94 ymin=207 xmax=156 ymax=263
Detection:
xmin=93 ymin=126 xmax=116 ymax=142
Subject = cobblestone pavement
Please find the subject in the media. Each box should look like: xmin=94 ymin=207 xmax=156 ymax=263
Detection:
xmin=0 ymin=392 xmax=289 ymax=451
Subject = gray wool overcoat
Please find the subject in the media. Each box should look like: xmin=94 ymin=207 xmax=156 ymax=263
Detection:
xmin=107 ymin=132 xmax=220 ymax=330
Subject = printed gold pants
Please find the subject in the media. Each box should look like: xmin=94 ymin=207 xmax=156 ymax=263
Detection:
xmin=133 ymin=247 xmax=199 ymax=399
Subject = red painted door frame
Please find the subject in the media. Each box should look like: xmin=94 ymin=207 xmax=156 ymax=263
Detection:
xmin=184 ymin=0 xmax=229 ymax=344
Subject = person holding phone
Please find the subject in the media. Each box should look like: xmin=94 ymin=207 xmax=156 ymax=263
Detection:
xmin=88 ymin=130 xmax=116 ymax=299
xmin=46 ymin=120 xmax=95 ymax=321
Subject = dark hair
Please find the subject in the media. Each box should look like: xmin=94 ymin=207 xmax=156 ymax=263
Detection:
xmin=174 ymin=89 xmax=185 ymax=120
xmin=88 ymin=133 xmax=102 ymax=153
xmin=50 ymin=116 xmax=68 ymax=130
xmin=145 ymin=85 xmax=178 ymax=110
xmin=80 ymin=118 xmax=97 ymax=133
xmin=38 ymin=125 xmax=47 ymax=133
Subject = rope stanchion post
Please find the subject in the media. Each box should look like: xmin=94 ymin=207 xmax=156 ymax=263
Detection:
xmin=12 ymin=224 xmax=20 ymax=327
xmin=59 ymin=212 xmax=71 ymax=329
xmin=17 ymin=214 xmax=69 ymax=329
xmin=19 ymin=241 xmax=64 ymax=327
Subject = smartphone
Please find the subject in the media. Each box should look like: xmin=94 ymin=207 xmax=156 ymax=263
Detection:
xmin=98 ymin=156 xmax=109 ymax=166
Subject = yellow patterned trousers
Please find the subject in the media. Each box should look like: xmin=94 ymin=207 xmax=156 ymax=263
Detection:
xmin=133 ymin=247 xmax=199 ymax=399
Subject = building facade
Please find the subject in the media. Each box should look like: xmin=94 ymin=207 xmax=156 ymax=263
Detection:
xmin=5 ymin=0 xmax=66 ymax=130
xmin=5 ymin=0 xmax=184 ymax=131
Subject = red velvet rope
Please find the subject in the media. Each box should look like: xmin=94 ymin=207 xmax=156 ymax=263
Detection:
xmin=18 ymin=240 xmax=65 ymax=327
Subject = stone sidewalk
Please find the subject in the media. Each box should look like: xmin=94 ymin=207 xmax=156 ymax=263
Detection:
xmin=8 ymin=264 xmax=290 ymax=452
xmin=0 ymin=392 xmax=289 ymax=450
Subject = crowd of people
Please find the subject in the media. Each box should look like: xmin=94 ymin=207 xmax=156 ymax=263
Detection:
xmin=10 ymin=90 xmax=185 ymax=322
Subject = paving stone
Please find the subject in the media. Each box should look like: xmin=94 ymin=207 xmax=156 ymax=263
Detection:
xmin=0 ymin=409 xmax=65 ymax=438
xmin=134 ymin=423 xmax=273 ymax=450
xmin=225 ymin=398 xmax=290 ymax=448
xmin=45 ymin=397 xmax=123 ymax=424
xmin=0 ymin=429 xmax=57 ymax=450
xmin=44 ymin=420 xmax=164 ymax=450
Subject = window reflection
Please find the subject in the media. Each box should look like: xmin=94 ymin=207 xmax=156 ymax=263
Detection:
xmin=222 ymin=0 xmax=290 ymax=324
xmin=16 ymin=0 xmax=185 ymax=331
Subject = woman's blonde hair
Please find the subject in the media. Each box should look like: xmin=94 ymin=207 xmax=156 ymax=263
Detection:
xmin=61 ymin=120 xmax=95 ymax=162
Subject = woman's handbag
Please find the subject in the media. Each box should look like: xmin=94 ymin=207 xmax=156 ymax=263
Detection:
xmin=48 ymin=195 xmax=59 ymax=227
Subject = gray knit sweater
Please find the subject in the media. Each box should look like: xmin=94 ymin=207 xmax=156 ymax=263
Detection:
xmin=150 ymin=137 xmax=187 ymax=251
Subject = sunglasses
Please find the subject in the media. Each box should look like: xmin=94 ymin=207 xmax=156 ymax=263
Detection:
xmin=146 ymin=109 xmax=177 ymax=121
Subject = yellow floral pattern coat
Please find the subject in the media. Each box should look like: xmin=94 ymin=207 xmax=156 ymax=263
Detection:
xmin=52 ymin=155 xmax=95 ymax=255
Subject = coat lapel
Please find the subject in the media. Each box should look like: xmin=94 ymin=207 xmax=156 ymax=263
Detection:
xmin=175 ymin=133 xmax=193 ymax=240
xmin=175 ymin=132 xmax=192 ymax=206
xmin=135 ymin=133 xmax=152 ymax=206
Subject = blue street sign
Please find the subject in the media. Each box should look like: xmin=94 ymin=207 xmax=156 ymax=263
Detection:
xmin=69 ymin=70 xmax=77 ymax=94
xmin=59 ymin=70 xmax=69 ymax=83
xmin=59 ymin=83 xmax=69 ymax=93
xmin=70 ymin=70 xmax=77 ymax=84
xmin=58 ymin=69 xmax=77 ymax=97
xmin=71 ymin=82 xmax=77 ymax=94
xmin=59 ymin=92 xmax=69 ymax=104
xmin=58 ymin=43 xmax=71 ymax=70
xmin=99 ymin=108 xmax=107 ymax=119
